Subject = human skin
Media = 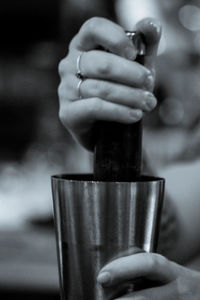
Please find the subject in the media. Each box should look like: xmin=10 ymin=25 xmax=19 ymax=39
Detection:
xmin=58 ymin=17 xmax=161 ymax=151
xmin=97 ymin=252 xmax=200 ymax=299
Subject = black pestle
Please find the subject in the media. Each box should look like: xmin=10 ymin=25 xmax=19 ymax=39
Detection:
xmin=94 ymin=32 xmax=146 ymax=182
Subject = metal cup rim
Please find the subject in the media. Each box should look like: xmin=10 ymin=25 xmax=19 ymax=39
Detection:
xmin=51 ymin=173 xmax=165 ymax=184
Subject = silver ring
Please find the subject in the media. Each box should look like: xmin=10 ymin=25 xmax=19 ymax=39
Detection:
xmin=76 ymin=52 xmax=85 ymax=99
xmin=76 ymin=52 xmax=85 ymax=80
xmin=77 ymin=78 xmax=83 ymax=99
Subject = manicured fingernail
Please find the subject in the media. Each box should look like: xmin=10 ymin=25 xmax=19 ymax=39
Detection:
xmin=144 ymin=73 xmax=154 ymax=90
xmin=144 ymin=92 xmax=157 ymax=110
xmin=149 ymin=20 xmax=162 ymax=36
xmin=97 ymin=272 xmax=111 ymax=286
xmin=124 ymin=46 xmax=137 ymax=60
xmin=129 ymin=109 xmax=143 ymax=120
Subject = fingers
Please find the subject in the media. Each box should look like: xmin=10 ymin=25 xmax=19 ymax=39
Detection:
xmin=136 ymin=18 xmax=162 ymax=73
xmin=79 ymin=50 xmax=154 ymax=89
xmin=69 ymin=17 xmax=137 ymax=60
xmin=59 ymin=97 xmax=143 ymax=150
xmin=58 ymin=49 xmax=155 ymax=102
xmin=58 ymin=17 xmax=161 ymax=150
xmin=97 ymin=253 xmax=181 ymax=288
xmin=81 ymin=79 xmax=157 ymax=112
xmin=58 ymin=50 xmax=157 ymax=112
xmin=59 ymin=98 xmax=143 ymax=132
xmin=113 ymin=281 xmax=178 ymax=300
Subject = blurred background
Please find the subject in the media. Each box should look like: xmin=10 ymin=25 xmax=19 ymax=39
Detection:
xmin=1 ymin=0 xmax=200 ymax=299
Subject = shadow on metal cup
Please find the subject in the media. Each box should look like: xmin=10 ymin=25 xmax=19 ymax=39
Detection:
xmin=51 ymin=174 xmax=165 ymax=300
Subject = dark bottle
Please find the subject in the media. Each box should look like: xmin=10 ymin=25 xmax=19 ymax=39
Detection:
xmin=94 ymin=32 xmax=146 ymax=182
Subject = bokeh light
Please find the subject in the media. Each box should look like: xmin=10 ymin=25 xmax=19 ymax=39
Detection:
xmin=159 ymin=97 xmax=185 ymax=126
xmin=179 ymin=5 xmax=200 ymax=31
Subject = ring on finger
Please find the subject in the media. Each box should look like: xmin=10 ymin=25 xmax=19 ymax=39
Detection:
xmin=76 ymin=52 xmax=86 ymax=99
xmin=77 ymin=78 xmax=84 ymax=99
xmin=76 ymin=52 xmax=85 ymax=80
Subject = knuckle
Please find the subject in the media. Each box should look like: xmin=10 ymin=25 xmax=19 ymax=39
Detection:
xmin=155 ymin=253 xmax=167 ymax=266
xmin=81 ymin=17 xmax=101 ymax=34
xmin=84 ymin=17 xmax=103 ymax=30
xmin=145 ymin=253 xmax=156 ymax=272
xmin=100 ymin=83 xmax=111 ymax=99
xmin=96 ymin=59 xmax=111 ymax=76
xmin=59 ymin=107 xmax=71 ymax=129
xmin=85 ymin=80 xmax=97 ymax=96
xmin=92 ymin=81 xmax=111 ymax=99
xmin=146 ymin=253 xmax=167 ymax=272
xmin=69 ymin=34 xmax=78 ymax=49
xmin=57 ymin=83 xmax=68 ymax=102
xmin=157 ymin=254 xmax=168 ymax=268
xmin=57 ymin=84 xmax=63 ymax=100
xmin=57 ymin=74 xmax=74 ymax=101
xmin=58 ymin=56 xmax=72 ymax=78
xmin=58 ymin=59 xmax=66 ymax=77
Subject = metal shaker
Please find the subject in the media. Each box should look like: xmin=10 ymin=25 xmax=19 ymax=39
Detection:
xmin=52 ymin=174 xmax=164 ymax=300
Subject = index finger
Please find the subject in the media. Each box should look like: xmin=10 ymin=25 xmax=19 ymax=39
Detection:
xmin=69 ymin=17 xmax=137 ymax=60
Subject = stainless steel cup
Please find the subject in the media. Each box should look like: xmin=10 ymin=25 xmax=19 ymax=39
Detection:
xmin=52 ymin=174 xmax=165 ymax=300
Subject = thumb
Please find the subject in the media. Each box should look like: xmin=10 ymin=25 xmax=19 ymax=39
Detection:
xmin=135 ymin=18 xmax=162 ymax=74
xmin=97 ymin=253 xmax=180 ymax=287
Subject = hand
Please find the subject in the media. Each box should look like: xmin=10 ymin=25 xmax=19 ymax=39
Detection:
xmin=58 ymin=17 xmax=161 ymax=150
xmin=97 ymin=252 xmax=200 ymax=299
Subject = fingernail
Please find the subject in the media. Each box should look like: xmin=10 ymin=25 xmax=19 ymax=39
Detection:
xmin=124 ymin=46 xmax=137 ymax=60
xmin=144 ymin=92 xmax=157 ymax=110
xmin=149 ymin=20 xmax=162 ymax=36
xmin=129 ymin=109 xmax=143 ymax=120
xmin=144 ymin=73 xmax=154 ymax=90
xmin=97 ymin=272 xmax=111 ymax=286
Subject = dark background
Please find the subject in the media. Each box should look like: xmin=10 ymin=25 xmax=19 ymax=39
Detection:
xmin=0 ymin=1 xmax=115 ymax=299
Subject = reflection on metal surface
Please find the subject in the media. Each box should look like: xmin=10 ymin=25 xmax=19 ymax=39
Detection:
xmin=52 ymin=174 xmax=165 ymax=300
